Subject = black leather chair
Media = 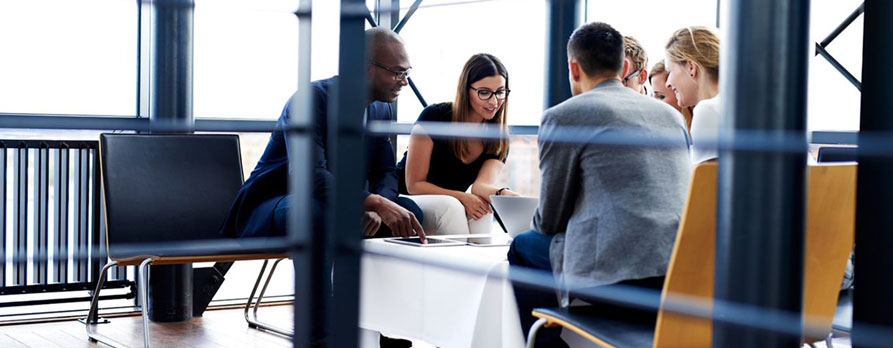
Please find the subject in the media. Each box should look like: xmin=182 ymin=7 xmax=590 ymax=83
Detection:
xmin=84 ymin=134 xmax=288 ymax=348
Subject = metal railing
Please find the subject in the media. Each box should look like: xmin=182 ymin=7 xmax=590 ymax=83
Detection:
xmin=0 ymin=140 xmax=133 ymax=307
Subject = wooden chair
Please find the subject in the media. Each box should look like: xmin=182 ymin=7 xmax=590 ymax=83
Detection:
xmin=84 ymin=134 xmax=288 ymax=348
xmin=528 ymin=162 xmax=857 ymax=348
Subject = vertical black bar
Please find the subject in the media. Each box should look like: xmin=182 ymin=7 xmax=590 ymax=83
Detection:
xmin=544 ymin=0 xmax=580 ymax=109
xmin=290 ymin=0 xmax=315 ymax=346
xmin=73 ymin=147 xmax=89 ymax=283
xmin=53 ymin=147 xmax=69 ymax=283
xmin=147 ymin=0 xmax=195 ymax=323
xmin=376 ymin=0 xmax=401 ymax=150
xmin=90 ymin=147 xmax=105 ymax=283
xmin=854 ymin=1 xmax=893 ymax=348
xmin=329 ymin=1 xmax=366 ymax=347
xmin=0 ymin=145 xmax=6 ymax=287
xmin=714 ymin=0 xmax=810 ymax=347
xmin=34 ymin=145 xmax=49 ymax=285
xmin=150 ymin=0 xmax=194 ymax=133
xmin=13 ymin=146 xmax=28 ymax=286
xmin=12 ymin=144 xmax=28 ymax=285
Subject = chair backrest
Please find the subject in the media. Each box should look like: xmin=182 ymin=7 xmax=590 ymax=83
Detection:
xmin=99 ymin=134 xmax=244 ymax=261
xmin=817 ymin=146 xmax=857 ymax=163
xmin=651 ymin=163 xmax=857 ymax=347
xmin=652 ymin=162 xmax=717 ymax=348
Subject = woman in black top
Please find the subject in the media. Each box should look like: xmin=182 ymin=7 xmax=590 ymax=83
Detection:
xmin=396 ymin=53 xmax=519 ymax=235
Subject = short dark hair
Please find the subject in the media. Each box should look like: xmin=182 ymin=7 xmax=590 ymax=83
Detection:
xmin=567 ymin=22 xmax=625 ymax=77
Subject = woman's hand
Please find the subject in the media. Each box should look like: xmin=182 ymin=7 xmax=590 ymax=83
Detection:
xmin=458 ymin=193 xmax=493 ymax=220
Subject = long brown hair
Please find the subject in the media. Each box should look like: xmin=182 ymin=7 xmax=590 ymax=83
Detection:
xmin=451 ymin=53 xmax=510 ymax=162
xmin=650 ymin=60 xmax=695 ymax=130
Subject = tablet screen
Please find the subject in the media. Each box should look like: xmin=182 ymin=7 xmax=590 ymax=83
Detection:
xmin=444 ymin=236 xmax=510 ymax=246
xmin=384 ymin=237 xmax=464 ymax=246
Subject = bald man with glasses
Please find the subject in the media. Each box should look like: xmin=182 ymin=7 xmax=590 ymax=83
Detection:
xmin=220 ymin=27 xmax=422 ymax=348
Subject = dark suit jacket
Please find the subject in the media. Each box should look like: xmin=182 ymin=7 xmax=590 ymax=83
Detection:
xmin=220 ymin=76 xmax=399 ymax=238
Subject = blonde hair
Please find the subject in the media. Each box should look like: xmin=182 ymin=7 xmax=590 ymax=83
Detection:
xmin=451 ymin=54 xmax=510 ymax=162
xmin=665 ymin=26 xmax=720 ymax=82
xmin=649 ymin=59 xmax=695 ymax=130
xmin=624 ymin=36 xmax=648 ymax=73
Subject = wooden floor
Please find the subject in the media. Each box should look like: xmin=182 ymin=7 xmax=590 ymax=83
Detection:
xmin=0 ymin=305 xmax=294 ymax=348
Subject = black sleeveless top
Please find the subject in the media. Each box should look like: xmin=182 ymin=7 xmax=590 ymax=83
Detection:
xmin=396 ymin=102 xmax=507 ymax=194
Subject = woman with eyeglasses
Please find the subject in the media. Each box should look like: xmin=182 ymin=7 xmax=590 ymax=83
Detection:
xmin=396 ymin=53 xmax=518 ymax=235
xmin=664 ymin=26 xmax=721 ymax=163
xmin=650 ymin=59 xmax=694 ymax=130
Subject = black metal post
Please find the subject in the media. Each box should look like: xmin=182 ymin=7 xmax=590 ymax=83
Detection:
xmin=328 ymin=1 xmax=367 ymax=347
xmin=544 ymin=0 xmax=581 ymax=108
xmin=375 ymin=0 xmax=401 ymax=151
xmin=147 ymin=0 xmax=195 ymax=322
xmin=854 ymin=1 xmax=893 ymax=348
xmin=150 ymin=0 xmax=194 ymax=134
xmin=290 ymin=0 xmax=316 ymax=346
xmin=0 ymin=144 xmax=6 ymax=288
xmin=714 ymin=0 xmax=810 ymax=347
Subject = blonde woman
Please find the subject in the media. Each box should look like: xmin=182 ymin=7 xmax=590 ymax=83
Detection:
xmin=665 ymin=26 xmax=721 ymax=163
xmin=650 ymin=59 xmax=694 ymax=130
xmin=396 ymin=53 xmax=518 ymax=235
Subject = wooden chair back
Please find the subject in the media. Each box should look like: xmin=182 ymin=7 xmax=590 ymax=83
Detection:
xmin=651 ymin=163 xmax=856 ymax=347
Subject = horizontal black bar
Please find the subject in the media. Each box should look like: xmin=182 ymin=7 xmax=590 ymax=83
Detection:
xmin=0 ymin=114 xmax=149 ymax=131
xmin=0 ymin=293 xmax=134 ymax=308
xmin=811 ymin=131 xmax=858 ymax=144
xmin=193 ymin=118 xmax=277 ymax=132
xmin=0 ymin=280 xmax=132 ymax=296
xmin=0 ymin=140 xmax=96 ymax=149
xmin=0 ymin=114 xmax=281 ymax=133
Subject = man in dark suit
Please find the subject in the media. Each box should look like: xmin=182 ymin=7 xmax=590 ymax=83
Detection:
xmin=221 ymin=27 xmax=425 ymax=240
xmin=220 ymin=27 xmax=424 ymax=348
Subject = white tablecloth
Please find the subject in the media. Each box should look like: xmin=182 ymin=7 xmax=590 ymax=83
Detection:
xmin=359 ymin=238 xmax=525 ymax=348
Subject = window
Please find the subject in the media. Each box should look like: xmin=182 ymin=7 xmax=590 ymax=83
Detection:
xmin=0 ymin=0 xmax=136 ymax=116
xmin=396 ymin=0 xmax=546 ymax=125
xmin=808 ymin=0 xmax=862 ymax=132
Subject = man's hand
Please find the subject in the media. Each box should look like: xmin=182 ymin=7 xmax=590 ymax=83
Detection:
xmin=363 ymin=211 xmax=382 ymax=236
xmin=365 ymin=195 xmax=426 ymax=241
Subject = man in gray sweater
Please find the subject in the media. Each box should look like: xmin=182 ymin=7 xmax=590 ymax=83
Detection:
xmin=508 ymin=22 xmax=691 ymax=347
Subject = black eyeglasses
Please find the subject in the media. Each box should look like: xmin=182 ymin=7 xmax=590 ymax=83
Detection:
xmin=623 ymin=69 xmax=642 ymax=84
xmin=369 ymin=60 xmax=411 ymax=81
xmin=469 ymin=86 xmax=510 ymax=101
xmin=623 ymin=69 xmax=649 ymax=95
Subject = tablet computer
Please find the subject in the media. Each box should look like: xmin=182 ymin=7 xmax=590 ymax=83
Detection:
xmin=442 ymin=235 xmax=511 ymax=247
xmin=384 ymin=237 xmax=466 ymax=247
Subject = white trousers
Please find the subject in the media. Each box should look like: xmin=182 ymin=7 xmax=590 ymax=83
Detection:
xmin=402 ymin=194 xmax=493 ymax=235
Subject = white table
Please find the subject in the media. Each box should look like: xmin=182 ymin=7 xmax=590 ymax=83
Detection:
xmin=359 ymin=237 xmax=525 ymax=348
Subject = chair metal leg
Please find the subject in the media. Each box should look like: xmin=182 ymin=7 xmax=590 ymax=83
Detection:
xmin=138 ymin=258 xmax=154 ymax=348
xmin=245 ymin=258 xmax=294 ymax=337
xmin=244 ymin=259 xmax=269 ymax=327
xmin=825 ymin=332 xmax=835 ymax=348
xmin=84 ymin=260 xmax=130 ymax=347
xmin=527 ymin=317 xmax=548 ymax=348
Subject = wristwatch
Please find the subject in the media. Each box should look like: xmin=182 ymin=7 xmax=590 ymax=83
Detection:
xmin=496 ymin=187 xmax=510 ymax=196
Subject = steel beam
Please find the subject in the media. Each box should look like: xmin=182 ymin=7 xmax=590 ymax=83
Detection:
xmin=714 ymin=0 xmax=810 ymax=347
xmin=854 ymin=1 xmax=893 ymax=347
